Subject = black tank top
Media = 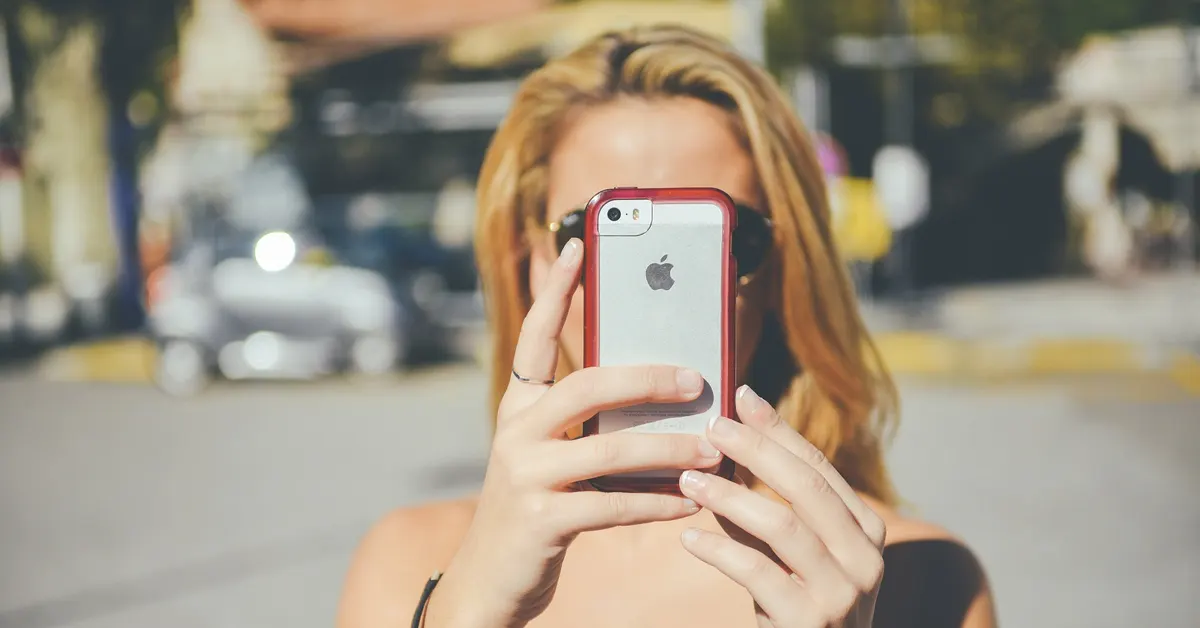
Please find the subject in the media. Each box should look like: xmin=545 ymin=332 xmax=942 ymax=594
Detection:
xmin=873 ymin=539 xmax=988 ymax=628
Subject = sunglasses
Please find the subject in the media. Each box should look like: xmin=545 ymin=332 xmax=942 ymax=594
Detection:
xmin=546 ymin=203 xmax=773 ymax=280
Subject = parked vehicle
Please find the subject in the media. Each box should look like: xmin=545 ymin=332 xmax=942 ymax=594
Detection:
xmin=0 ymin=257 xmax=72 ymax=358
xmin=146 ymin=219 xmax=411 ymax=395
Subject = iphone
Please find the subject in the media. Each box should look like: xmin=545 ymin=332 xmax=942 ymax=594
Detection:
xmin=581 ymin=187 xmax=738 ymax=493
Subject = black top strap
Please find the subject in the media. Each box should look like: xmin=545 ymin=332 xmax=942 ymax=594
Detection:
xmin=411 ymin=572 xmax=442 ymax=628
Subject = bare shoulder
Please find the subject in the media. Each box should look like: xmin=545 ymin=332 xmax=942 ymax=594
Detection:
xmin=856 ymin=494 xmax=957 ymax=544
xmin=336 ymin=497 xmax=478 ymax=628
xmin=863 ymin=496 xmax=998 ymax=628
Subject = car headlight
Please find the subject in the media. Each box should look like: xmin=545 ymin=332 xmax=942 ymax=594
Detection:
xmin=253 ymin=231 xmax=297 ymax=272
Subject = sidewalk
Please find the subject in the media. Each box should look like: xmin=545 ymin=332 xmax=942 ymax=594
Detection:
xmin=862 ymin=273 xmax=1200 ymax=392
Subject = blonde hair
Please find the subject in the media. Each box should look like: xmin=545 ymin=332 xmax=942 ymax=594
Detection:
xmin=474 ymin=25 xmax=899 ymax=505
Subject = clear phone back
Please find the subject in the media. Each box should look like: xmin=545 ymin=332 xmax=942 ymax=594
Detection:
xmin=592 ymin=199 xmax=730 ymax=481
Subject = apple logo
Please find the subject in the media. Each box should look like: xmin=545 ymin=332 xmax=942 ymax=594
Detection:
xmin=645 ymin=255 xmax=675 ymax=291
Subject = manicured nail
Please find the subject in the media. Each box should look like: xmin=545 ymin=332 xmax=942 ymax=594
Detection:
xmin=708 ymin=415 xmax=737 ymax=438
xmin=557 ymin=239 xmax=580 ymax=266
xmin=737 ymin=385 xmax=763 ymax=411
xmin=680 ymin=470 xmax=707 ymax=491
xmin=676 ymin=369 xmax=703 ymax=394
xmin=682 ymin=499 xmax=700 ymax=514
xmin=698 ymin=438 xmax=721 ymax=459
xmin=681 ymin=527 xmax=703 ymax=544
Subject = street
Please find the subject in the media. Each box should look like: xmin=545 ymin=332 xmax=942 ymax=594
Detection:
xmin=1 ymin=366 xmax=1197 ymax=628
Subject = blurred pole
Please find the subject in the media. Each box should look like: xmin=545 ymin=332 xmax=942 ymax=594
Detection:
xmin=884 ymin=0 xmax=916 ymax=301
xmin=791 ymin=67 xmax=830 ymax=134
xmin=107 ymin=107 xmax=145 ymax=329
xmin=0 ymin=16 xmax=11 ymax=122
xmin=0 ymin=17 xmax=21 ymax=268
xmin=1180 ymin=3 xmax=1199 ymax=269
xmin=835 ymin=20 xmax=956 ymax=306
xmin=883 ymin=0 xmax=914 ymax=148
xmin=731 ymin=0 xmax=766 ymax=66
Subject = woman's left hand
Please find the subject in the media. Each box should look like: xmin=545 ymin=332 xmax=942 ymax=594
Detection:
xmin=678 ymin=385 xmax=887 ymax=628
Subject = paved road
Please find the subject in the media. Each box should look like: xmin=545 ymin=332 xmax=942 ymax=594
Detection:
xmin=1 ymin=368 xmax=1197 ymax=628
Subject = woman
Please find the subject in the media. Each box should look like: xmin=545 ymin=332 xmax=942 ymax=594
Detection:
xmin=339 ymin=25 xmax=995 ymax=628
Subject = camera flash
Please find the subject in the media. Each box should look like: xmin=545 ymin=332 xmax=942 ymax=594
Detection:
xmin=632 ymin=208 xmax=640 ymax=221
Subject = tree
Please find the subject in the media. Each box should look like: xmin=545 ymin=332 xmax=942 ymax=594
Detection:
xmin=767 ymin=0 xmax=1187 ymax=119
xmin=3 ymin=0 xmax=187 ymax=328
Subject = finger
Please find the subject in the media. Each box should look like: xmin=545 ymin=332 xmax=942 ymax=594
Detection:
xmin=523 ymin=365 xmax=705 ymax=436
xmin=680 ymin=471 xmax=850 ymax=597
xmin=734 ymin=386 xmax=886 ymax=547
xmin=503 ymin=239 xmax=582 ymax=409
xmin=554 ymin=491 xmax=700 ymax=533
xmin=680 ymin=527 xmax=817 ymax=627
xmin=532 ymin=433 xmax=723 ymax=486
xmin=708 ymin=413 xmax=884 ymax=589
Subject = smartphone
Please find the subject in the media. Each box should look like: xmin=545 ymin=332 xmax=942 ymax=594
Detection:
xmin=581 ymin=187 xmax=737 ymax=493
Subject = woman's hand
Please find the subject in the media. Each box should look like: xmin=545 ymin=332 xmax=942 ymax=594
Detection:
xmin=425 ymin=239 xmax=722 ymax=628
xmin=678 ymin=387 xmax=887 ymax=628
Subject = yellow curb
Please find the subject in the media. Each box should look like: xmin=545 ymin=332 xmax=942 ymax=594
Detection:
xmin=959 ymin=341 xmax=1029 ymax=377
xmin=874 ymin=334 xmax=1154 ymax=377
xmin=38 ymin=337 xmax=156 ymax=383
xmin=1169 ymin=352 xmax=1200 ymax=395
xmin=874 ymin=333 xmax=1199 ymax=397
xmin=1026 ymin=339 xmax=1142 ymax=375
xmin=873 ymin=332 xmax=962 ymax=375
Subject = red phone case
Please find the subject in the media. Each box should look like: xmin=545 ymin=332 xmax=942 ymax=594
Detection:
xmin=581 ymin=187 xmax=738 ymax=493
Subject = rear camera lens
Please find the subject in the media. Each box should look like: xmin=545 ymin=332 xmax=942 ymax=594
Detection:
xmin=607 ymin=207 xmax=621 ymax=221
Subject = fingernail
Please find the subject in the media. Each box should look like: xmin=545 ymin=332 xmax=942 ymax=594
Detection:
xmin=698 ymin=438 xmax=721 ymax=459
xmin=676 ymin=369 xmax=703 ymax=394
xmin=680 ymin=469 xmax=707 ymax=491
xmin=737 ymin=385 xmax=763 ymax=411
xmin=557 ymin=239 xmax=580 ymax=266
xmin=708 ymin=415 xmax=737 ymax=438
xmin=682 ymin=499 xmax=700 ymax=514
xmin=681 ymin=527 xmax=702 ymax=544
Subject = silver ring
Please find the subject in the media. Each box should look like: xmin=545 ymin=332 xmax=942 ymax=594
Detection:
xmin=511 ymin=369 xmax=555 ymax=386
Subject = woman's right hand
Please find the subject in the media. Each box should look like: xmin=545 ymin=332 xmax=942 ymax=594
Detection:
xmin=425 ymin=239 xmax=721 ymax=628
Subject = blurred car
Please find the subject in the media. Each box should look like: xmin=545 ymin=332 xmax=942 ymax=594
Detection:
xmin=146 ymin=223 xmax=409 ymax=395
xmin=322 ymin=191 xmax=479 ymax=359
xmin=0 ymin=260 xmax=130 ymax=360
xmin=0 ymin=257 xmax=72 ymax=357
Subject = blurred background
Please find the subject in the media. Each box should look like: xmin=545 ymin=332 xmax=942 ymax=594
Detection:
xmin=1 ymin=0 xmax=1198 ymax=626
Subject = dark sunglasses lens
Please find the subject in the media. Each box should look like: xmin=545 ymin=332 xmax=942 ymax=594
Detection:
xmin=554 ymin=210 xmax=586 ymax=253
xmin=555 ymin=206 xmax=770 ymax=278
xmin=734 ymin=206 xmax=771 ymax=278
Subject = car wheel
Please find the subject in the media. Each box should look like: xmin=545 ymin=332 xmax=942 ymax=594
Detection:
xmin=411 ymin=270 xmax=447 ymax=311
xmin=349 ymin=334 xmax=404 ymax=375
xmin=155 ymin=339 xmax=210 ymax=396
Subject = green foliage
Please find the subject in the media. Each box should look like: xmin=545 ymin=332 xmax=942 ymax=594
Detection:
xmin=96 ymin=0 xmax=189 ymax=102
xmin=6 ymin=0 xmax=187 ymax=114
xmin=768 ymin=0 xmax=1187 ymax=77
xmin=765 ymin=0 xmax=1190 ymax=123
